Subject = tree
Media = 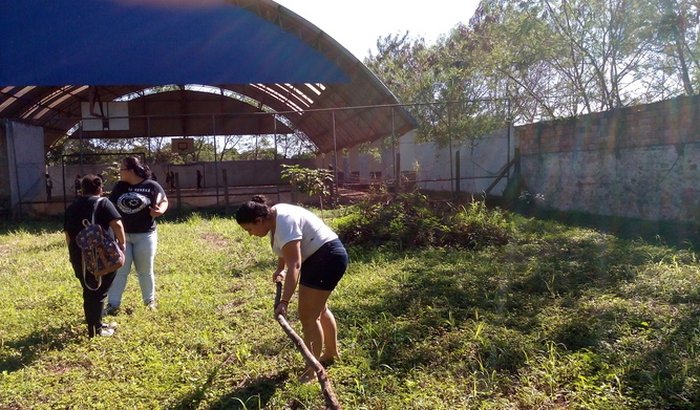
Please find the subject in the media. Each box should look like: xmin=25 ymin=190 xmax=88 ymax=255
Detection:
xmin=465 ymin=0 xmax=663 ymax=118
xmin=50 ymin=137 xmax=137 ymax=165
xmin=654 ymin=0 xmax=700 ymax=96
xmin=367 ymin=0 xmax=697 ymax=133
xmin=216 ymin=135 xmax=244 ymax=161
xmin=280 ymin=164 xmax=334 ymax=211
xmin=366 ymin=30 xmax=508 ymax=146
xmin=276 ymin=131 xmax=318 ymax=159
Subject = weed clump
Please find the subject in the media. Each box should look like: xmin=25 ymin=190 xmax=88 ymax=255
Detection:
xmin=336 ymin=192 xmax=512 ymax=250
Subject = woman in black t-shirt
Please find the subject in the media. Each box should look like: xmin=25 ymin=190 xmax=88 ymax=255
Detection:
xmin=106 ymin=156 xmax=168 ymax=314
xmin=64 ymin=175 xmax=125 ymax=338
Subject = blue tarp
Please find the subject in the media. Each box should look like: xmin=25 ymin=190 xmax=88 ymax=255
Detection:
xmin=0 ymin=0 xmax=350 ymax=86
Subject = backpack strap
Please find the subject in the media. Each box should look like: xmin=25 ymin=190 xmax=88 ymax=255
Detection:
xmin=91 ymin=196 xmax=104 ymax=224
xmin=82 ymin=254 xmax=102 ymax=291
xmin=82 ymin=196 xmax=104 ymax=228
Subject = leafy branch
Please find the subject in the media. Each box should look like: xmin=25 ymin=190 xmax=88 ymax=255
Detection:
xmin=280 ymin=164 xmax=335 ymax=211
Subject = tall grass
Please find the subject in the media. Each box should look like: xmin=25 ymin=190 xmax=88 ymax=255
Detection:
xmin=1 ymin=207 xmax=700 ymax=409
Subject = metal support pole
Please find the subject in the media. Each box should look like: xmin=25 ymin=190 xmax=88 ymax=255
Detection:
xmin=212 ymin=115 xmax=220 ymax=207
xmin=506 ymin=97 xmax=512 ymax=181
xmin=146 ymin=116 xmax=151 ymax=162
xmin=222 ymin=168 xmax=229 ymax=214
xmin=392 ymin=107 xmax=398 ymax=191
xmin=332 ymin=111 xmax=339 ymax=205
xmin=447 ymin=101 xmax=454 ymax=195
xmin=274 ymin=114 xmax=280 ymax=203
xmin=395 ymin=152 xmax=401 ymax=192
xmin=146 ymin=116 xmax=152 ymax=167
xmin=61 ymin=154 xmax=67 ymax=212
xmin=78 ymin=126 xmax=84 ymax=174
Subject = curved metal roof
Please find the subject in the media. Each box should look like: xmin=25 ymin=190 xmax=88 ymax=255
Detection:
xmin=0 ymin=0 xmax=416 ymax=153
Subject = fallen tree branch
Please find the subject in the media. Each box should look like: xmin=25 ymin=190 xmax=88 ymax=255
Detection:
xmin=275 ymin=282 xmax=341 ymax=410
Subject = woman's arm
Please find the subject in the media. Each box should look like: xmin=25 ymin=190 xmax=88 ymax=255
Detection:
xmin=272 ymin=257 xmax=286 ymax=282
xmin=276 ymin=240 xmax=302 ymax=316
xmin=150 ymin=191 xmax=168 ymax=217
xmin=109 ymin=219 xmax=126 ymax=251
xmin=156 ymin=197 xmax=169 ymax=214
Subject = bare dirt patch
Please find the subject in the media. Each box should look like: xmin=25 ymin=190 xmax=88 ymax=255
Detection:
xmin=0 ymin=244 xmax=11 ymax=258
xmin=199 ymin=232 xmax=229 ymax=250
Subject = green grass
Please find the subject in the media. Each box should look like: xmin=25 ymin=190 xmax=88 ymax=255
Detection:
xmin=2 ymin=209 xmax=700 ymax=409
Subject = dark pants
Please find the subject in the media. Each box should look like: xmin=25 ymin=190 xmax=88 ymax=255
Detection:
xmin=72 ymin=260 xmax=116 ymax=337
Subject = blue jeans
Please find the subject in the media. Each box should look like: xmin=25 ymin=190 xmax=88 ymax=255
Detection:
xmin=107 ymin=230 xmax=158 ymax=307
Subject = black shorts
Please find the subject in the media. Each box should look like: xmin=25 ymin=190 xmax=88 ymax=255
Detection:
xmin=299 ymin=239 xmax=348 ymax=291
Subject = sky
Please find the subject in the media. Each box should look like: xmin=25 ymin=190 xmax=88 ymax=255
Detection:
xmin=274 ymin=0 xmax=481 ymax=60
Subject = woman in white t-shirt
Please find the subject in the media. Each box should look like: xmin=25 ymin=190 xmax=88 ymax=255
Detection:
xmin=235 ymin=195 xmax=348 ymax=381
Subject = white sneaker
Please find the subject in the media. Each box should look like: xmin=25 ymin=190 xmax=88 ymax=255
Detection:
xmin=101 ymin=321 xmax=118 ymax=330
xmin=96 ymin=327 xmax=115 ymax=337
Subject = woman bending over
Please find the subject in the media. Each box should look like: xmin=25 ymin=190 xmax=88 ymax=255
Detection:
xmin=235 ymin=195 xmax=348 ymax=381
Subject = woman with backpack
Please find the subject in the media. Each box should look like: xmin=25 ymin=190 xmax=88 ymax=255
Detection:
xmin=105 ymin=156 xmax=168 ymax=314
xmin=64 ymin=175 xmax=126 ymax=338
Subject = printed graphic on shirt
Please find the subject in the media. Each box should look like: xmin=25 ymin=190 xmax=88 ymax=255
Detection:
xmin=116 ymin=192 xmax=151 ymax=215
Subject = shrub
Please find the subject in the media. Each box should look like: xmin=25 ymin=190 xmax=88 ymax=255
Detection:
xmin=442 ymin=200 xmax=512 ymax=249
xmin=336 ymin=192 xmax=513 ymax=250
xmin=280 ymin=164 xmax=335 ymax=210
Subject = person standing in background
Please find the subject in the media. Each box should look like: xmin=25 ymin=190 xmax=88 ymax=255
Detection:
xmin=105 ymin=156 xmax=168 ymax=315
xmin=45 ymin=173 xmax=53 ymax=201
xmin=196 ymin=169 xmax=203 ymax=190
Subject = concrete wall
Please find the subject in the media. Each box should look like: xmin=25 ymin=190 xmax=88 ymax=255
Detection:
xmin=152 ymin=158 xmax=317 ymax=189
xmin=1 ymin=121 xmax=45 ymax=216
xmin=15 ymin=93 xmax=700 ymax=226
xmin=51 ymin=158 xmax=319 ymax=194
xmin=398 ymin=127 xmax=514 ymax=195
xmin=516 ymin=95 xmax=700 ymax=223
xmin=326 ymin=142 xmax=394 ymax=183
xmin=52 ymin=163 xmax=118 ymax=200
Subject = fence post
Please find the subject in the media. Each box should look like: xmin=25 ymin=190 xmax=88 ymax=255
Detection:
xmin=454 ymin=150 xmax=460 ymax=200
xmin=395 ymin=152 xmax=401 ymax=192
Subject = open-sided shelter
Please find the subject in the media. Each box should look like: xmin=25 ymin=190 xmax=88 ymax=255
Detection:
xmin=0 ymin=0 xmax=416 ymax=215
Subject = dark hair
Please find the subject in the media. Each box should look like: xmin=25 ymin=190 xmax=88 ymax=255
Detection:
xmin=81 ymin=174 xmax=103 ymax=195
xmin=235 ymin=195 xmax=270 ymax=224
xmin=122 ymin=156 xmax=152 ymax=179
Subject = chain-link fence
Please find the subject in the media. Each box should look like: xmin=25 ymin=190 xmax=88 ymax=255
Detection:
xmin=6 ymin=98 xmax=514 ymax=216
